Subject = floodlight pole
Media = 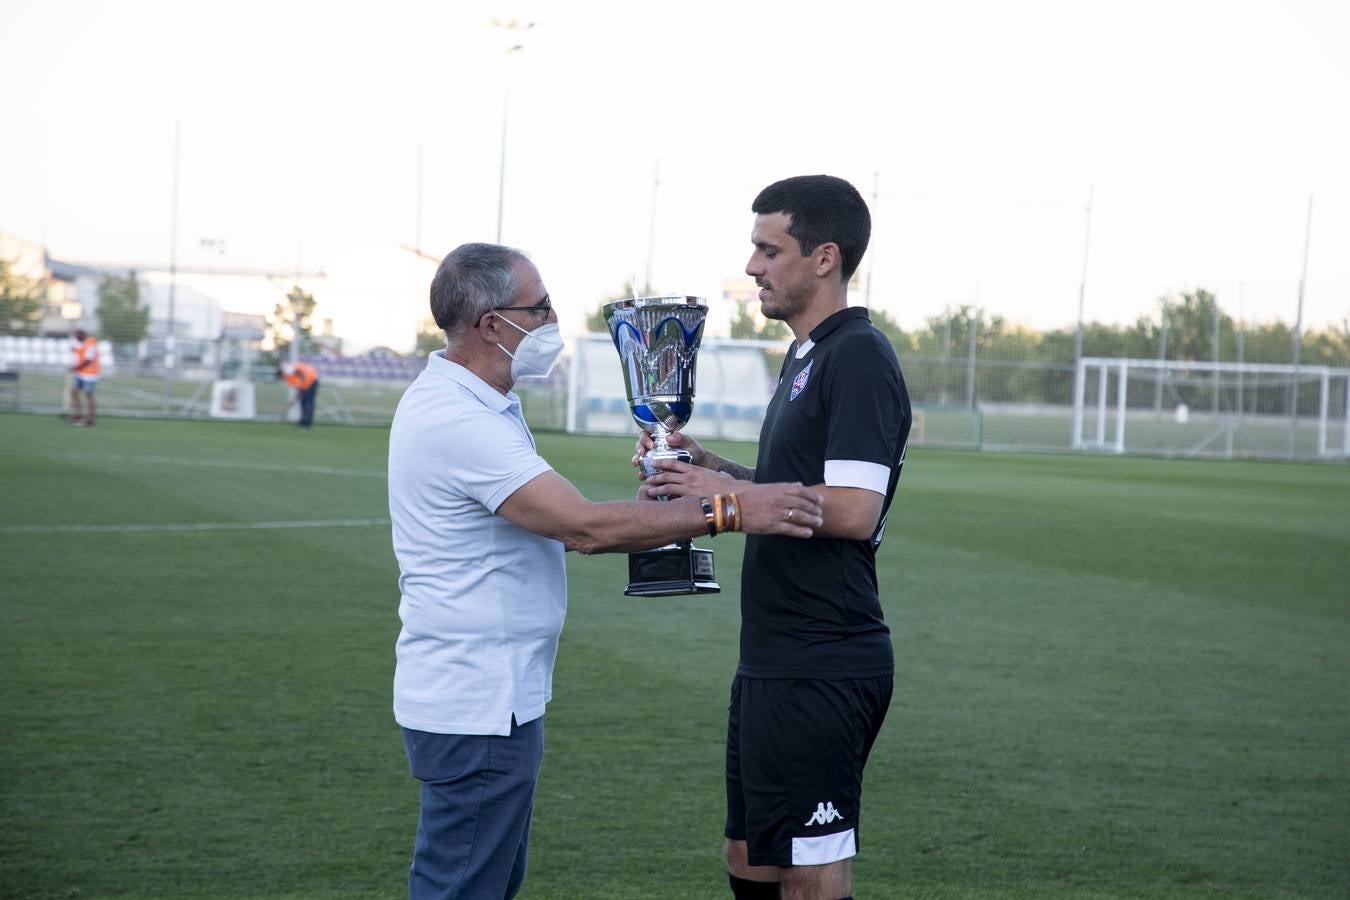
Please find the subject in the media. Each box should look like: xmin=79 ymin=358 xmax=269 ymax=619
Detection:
xmin=1069 ymin=185 xmax=1094 ymax=449
xmin=965 ymin=303 xmax=979 ymax=410
xmin=1154 ymin=296 xmax=1169 ymax=416
xmin=288 ymin=290 xmax=301 ymax=366
xmin=1235 ymin=284 xmax=1246 ymax=424
xmin=493 ymin=19 xmax=533 ymax=244
xmin=940 ymin=310 xmax=951 ymax=407
xmin=864 ymin=170 xmax=879 ymax=309
xmin=415 ymin=142 xmax=423 ymax=254
xmin=495 ymin=54 xmax=512 ymax=244
xmin=1287 ymin=194 xmax=1312 ymax=457
xmin=1212 ymin=292 xmax=1222 ymax=416
xmin=162 ymin=121 xmax=181 ymax=415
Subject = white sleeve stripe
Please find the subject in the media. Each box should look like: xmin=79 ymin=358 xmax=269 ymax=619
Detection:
xmin=823 ymin=459 xmax=890 ymax=494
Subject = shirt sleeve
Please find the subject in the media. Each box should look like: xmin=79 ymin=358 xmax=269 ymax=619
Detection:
xmin=452 ymin=407 xmax=553 ymax=513
xmin=822 ymin=332 xmax=906 ymax=493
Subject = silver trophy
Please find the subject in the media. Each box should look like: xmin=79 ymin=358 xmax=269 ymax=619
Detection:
xmin=603 ymin=295 xmax=720 ymax=596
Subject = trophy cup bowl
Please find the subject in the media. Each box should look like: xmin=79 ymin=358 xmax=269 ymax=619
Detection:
xmin=603 ymin=295 xmax=720 ymax=597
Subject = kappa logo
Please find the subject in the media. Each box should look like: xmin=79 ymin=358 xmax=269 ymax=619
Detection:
xmin=803 ymin=801 xmax=844 ymax=827
xmin=789 ymin=360 xmax=814 ymax=401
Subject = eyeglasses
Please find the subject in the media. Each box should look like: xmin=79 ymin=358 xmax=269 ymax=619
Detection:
xmin=477 ymin=296 xmax=553 ymax=327
xmin=474 ymin=296 xmax=553 ymax=329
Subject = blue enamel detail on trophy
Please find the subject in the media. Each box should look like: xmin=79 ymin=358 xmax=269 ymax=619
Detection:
xmin=631 ymin=401 xmax=692 ymax=427
xmin=611 ymin=317 xmax=703 ymax=353
xmin=651 ymin=315 xmax=704 ymax=349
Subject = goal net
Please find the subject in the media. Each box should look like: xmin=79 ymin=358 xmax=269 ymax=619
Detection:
xmin=1072 ymin=357 xmax=1350 ymax=460
xmin=567 ymin=335 xmax=782 ymax=442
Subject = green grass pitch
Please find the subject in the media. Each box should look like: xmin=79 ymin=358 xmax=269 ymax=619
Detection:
xmin=1 ymin=412 xmax=1347 ymax=898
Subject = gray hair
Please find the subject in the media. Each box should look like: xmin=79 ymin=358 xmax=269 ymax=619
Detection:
xmin=429 ymin=243 xmax=527 ymax=337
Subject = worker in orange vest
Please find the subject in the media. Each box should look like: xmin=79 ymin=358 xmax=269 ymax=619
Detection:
xmin=275 ymin=360 xmax=320 ymax=428
xmin=69 ymin=328 xmax=101 ymax=427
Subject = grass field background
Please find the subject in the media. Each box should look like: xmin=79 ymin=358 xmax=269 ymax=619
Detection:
xmin=2 ymin=412 xmax=1347 ymax=899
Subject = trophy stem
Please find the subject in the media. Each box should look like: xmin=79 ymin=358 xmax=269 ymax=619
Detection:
xmin=651 ymin=423 xmax=671 ymax=454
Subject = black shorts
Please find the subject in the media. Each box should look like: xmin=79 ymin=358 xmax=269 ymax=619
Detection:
xmin=724 ymin=674 xmax=893 ymax=868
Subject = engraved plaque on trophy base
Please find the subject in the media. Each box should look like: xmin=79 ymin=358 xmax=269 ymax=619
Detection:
xmin=625 ymin=543 xmax=719 ymax=597
xmin=625 ymin=446 xmax=720 ymax=596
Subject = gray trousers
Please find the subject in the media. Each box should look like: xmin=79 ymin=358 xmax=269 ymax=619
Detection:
xmin=402 ymin=717 xmax=544 ymax=900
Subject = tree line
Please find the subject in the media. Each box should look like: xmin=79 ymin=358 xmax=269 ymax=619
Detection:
xmin=6 ymin=259 xmax=1346 ymax=404
xmin=866 ymin=289 xmax=1349 ymax=407
xmin=582 ymin=284 xmax=1348 ymax=409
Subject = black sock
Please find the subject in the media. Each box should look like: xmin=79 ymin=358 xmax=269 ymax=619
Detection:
xmin=728 ymin=872 xmax=780 ymax=899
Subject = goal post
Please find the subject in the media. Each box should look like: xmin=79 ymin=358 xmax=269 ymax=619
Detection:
xmin=566 ymin=335 xmax=987 ymax=450
xmin=567 ymin=334 xmax=783 ymax=442
xmin=1072 ymin=357 xmax=1350 ymax=460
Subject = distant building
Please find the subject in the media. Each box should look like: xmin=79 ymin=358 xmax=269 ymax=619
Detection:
xmin=721 ymin=275 xmax=759 ymax=307
xmin=1 ymin=231 xmax=328 ymax=369
xmin=0 ymin=231 xmax=80 ymax=335
xmin=46 ymin=257 xmax=129 ymax=337
xmin=311 ymin=317 xmax=343 ymax=357
xmin=722 ymin=276 xmax=777 ymax=335
xmin=221 ymin=310 xmax=267 ymax=342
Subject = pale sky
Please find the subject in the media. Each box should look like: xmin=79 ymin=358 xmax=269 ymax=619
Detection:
xmin=3 ymin=0 xmax=1348 ymax=353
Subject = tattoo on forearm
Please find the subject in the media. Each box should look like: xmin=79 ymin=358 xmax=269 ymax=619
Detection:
xmin=714 ymin=458 xmax=754 ymax=481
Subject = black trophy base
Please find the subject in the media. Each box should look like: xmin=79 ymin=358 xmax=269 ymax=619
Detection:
xmin=625 ymin=541 xmax=720 ymax=596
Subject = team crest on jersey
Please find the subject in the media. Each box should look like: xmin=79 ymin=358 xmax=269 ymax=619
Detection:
xmin=789 ymin=360 xmax=813 ymax=401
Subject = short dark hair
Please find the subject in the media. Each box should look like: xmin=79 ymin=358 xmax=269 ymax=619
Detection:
xmin=429 ymin=243 xmax=527 ymax=336
xmin=751 ymin=175 xmax=871 ymax=281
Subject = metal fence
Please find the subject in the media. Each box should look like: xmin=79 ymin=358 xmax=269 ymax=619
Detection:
xmin=0 ymin=340 xmax=566 ymax=433
xmin=4 ymin=338 xmax=1346 ymax=463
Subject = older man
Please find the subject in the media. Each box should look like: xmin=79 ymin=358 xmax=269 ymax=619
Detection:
xmin=387 ymin=242 xmax=824 ymax=900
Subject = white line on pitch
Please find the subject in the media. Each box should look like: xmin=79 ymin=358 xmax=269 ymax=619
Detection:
xmin=1 ymin=518 xmax=391 ymax=534
xmin=50 ymin=451 xmax=386 ymax=478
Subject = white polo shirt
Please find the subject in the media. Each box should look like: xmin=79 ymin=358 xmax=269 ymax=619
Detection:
xmin=388 ymin=351 xmax=566 ymax=736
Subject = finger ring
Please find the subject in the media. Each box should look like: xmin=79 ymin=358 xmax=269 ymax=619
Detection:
xmin=786 ymin=509 xmax=795 ymax=521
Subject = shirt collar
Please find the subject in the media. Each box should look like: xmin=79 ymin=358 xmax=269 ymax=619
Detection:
xmin=427 ymin=351 xmax=518 ymax=413
xmin=808 ymin=306 xmax=870 ymax=344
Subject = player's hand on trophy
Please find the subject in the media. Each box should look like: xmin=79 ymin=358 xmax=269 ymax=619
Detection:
xmin=633 ymin=480 xmax=663 ymax=502
xmin=642 ymin=457 xmax=734 ymax=499
xmin=632 ymin=429 xmax=707 ymax=477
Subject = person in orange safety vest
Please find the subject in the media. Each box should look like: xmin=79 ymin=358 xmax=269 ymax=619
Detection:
xmin=275 ymin=361 xmax=320 ymax=428
xmin=69 ymin=329 xmax=101 ymax=427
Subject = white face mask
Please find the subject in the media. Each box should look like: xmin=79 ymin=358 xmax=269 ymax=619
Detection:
xmin=496 ymin=315 xmax=565 ymax=379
